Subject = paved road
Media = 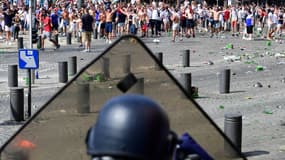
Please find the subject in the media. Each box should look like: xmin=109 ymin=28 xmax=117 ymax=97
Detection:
xmin=0 ymin=32 xmax=284 ymax=159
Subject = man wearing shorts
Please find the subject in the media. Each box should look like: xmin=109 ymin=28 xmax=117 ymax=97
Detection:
xmin=41 ymin=11 xmax=60 ymax=50
xmin=81 ymin=8 xmax=94 ymax=52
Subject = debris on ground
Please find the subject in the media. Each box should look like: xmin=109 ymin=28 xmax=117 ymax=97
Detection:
xmin=255 ymin=65 xmax=264 ymax=71
xmin=253 ymin=82 xmax=263 ymax=88
xmin=224 ymin=55 xmax=241 ymax=62
xmin=218 ymin=105 xmax=225 ymax=109
xmin=275 ymin=53 xmax=285 ymax=58
xmin=279 ymin=145 xmax=285 ymax=152
xmin=263 ymin=109 xmax=273 ymax=114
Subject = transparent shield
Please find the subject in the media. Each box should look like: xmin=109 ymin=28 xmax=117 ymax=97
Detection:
xmin=0 ymin=35 xmax=246 ymax=160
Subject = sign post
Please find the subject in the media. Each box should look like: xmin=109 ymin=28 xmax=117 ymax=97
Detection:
xmin=18 ymin=49 xmax=39 ymax=118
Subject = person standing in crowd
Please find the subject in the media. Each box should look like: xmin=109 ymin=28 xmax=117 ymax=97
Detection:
xmin=81 ymin=8 xmax=94 ymax=52
xmin=105 ymin=7 xmax=117 ymax=44
xmin=0 ymin=9 xmax=4 ymax=40
xmin=61 ymin=8 xmax=69 ymax=36
xmin=185 ymin=4 xmax=195 ymax=38
xmin=12 ymin=13 xmax=20 ymax=41
xmin=51 ymin=8 xmax=59 ymax=35
xmin=41 ymin=10 xmax=60 ymax=50
xmin=3 ymin=8 xmax=15 ymax=45
xmin=169 ymin=7 xmax=182 ymax=42
xmin=245 ymin=10 xmax=254 ymax=40
xmin=230 ymin=5 xmax=238 ymax=36
xmin=276 ymin=8 xmax=284 ymax=37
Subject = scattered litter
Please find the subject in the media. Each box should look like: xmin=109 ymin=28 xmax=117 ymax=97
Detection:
xmin=218 ymin=105 xmax=225 ymax=109
xmin=280 ymin=145 xmax=285 ymax=152
xmin=266 ymin=41 xmax=271 ymax=46
xmin=255 ymin=65 xmax=264 ymax=71
xmin=244 ymin=60 xmax=258 ymax=65
xmin=191 ymin=87 xmax=199 ymax=98
xmin=275 ymin=53 xmax=285 ymax=58
xmin=277 ymin=61 xmax=285 ymax=65
xmin=225 ymin=43 xmax=234 ymax=49
xmin=224 ymin=55 xmax=241 ymax=62
xmin=108 ymin=86 xmax=113 ymax=89
xmin=206 ymin=60 xmax=214 ymax=65
xmin=263 ymin=109 xmax=273 ymax=114
xmin=253 ymin=82 xmax=263 ymax=88
xmin=153 ymin=39 xmax=160 ymax=43
xmin=276 ymin=105 xmax=282 ymax=109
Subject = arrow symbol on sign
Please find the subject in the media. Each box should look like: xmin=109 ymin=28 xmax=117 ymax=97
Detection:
xmin=20 ymin=51 xmax=36 ymax=68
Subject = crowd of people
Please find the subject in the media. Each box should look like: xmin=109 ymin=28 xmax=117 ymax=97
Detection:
xmin=0 ymin=0 xmax=285 ymax=51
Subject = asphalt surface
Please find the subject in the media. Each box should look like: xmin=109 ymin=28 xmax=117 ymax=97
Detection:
xmin=0 ymin=32 xmax=284 ymax=159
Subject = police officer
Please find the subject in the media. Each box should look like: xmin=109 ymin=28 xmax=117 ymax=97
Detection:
xmin=85 ymin=94 xmax=178 ymax=160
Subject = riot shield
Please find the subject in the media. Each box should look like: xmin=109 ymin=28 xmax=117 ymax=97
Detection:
xmin=0 ymin=35 xmax=246 ymax=160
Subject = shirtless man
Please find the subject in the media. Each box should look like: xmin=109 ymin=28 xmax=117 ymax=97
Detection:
xmin=61 ymin=8 xmax=69 ymax=36
xmin=185 ymin=5 xmax=195 ymax=38
xmin=105 ymin=7 xmax=117 ymax=44
xmin=210 ymin=6 xmax=223 ymax=37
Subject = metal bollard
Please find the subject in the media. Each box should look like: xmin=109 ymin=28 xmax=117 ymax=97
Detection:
xmin=102 ymin=57 xmax=110 ymax=79
xmin=10 ymin=87 xmax=24 ymax=121
xmin=130 ymin=78 xmax=144 ymax=94
xmin=77 ymin=81 xmax=90 ymax=113
xmin=122 ymin=55 xmax=131 ymax=74
xmin=224 ymin=113 xmax=242 ymax=154
xmin=219 ymin=69 xmax=231 ymax=94
xmin=182 ymin=49 xmax=190 ymax=67
xmin=37 ymin=35 xmax=42 ymax=49
xmin=180 ymin=73 xmax=192 ymax=96
xmin=154 ymin=52 xmax=163 ymax=70
xmin=68 ymin=56 xmax=77 ymax=76
xmin=54 ymin=34 xmax=59 ymax=44
xmin=67 ymin=32 xmax=72 ymax=45
xmin=93 ymin=27 xmax=98 ymax=39
xmin=58 ymin=61 xmax=68 ymax=83
xmin=17 ymin=37 xmax=24 ymax=49
xmin=8 ymin=65 xmax=18 ymax=87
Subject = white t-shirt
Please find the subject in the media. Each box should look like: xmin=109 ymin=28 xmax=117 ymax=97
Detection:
xmin=151 ymin=9 xmax=160 ymax=20
xmin=272 ymin=13 xmax=278 ymax=24
xmin=231 ymin=8 xmax=238 ymax=21
xmin=267 ymin=12 xmax=273 ymax=25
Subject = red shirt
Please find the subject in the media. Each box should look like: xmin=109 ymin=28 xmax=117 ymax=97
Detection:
xmin=224 ymin=10 xmax=230 ymax=21
xmin=43 ymin=16 xmax=52 ymax=32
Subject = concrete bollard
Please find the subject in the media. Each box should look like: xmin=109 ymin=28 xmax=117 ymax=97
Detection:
xmin=8 ymin=65 xmax=18 ymax=87
xmin=219 ymin=69 xmax=231 ymax=94
xmin=67 ymin=32 xmax=72 ymax=45
xmin=68 ymin=56 xmax=77 ymax=76
xmin=77 ymin=81 xmax=90 ymax=113
xmin=224 ymin=113 xmax=242 ymax=155
xmin=122 ymin=55 xmax=131 ymax=74
xmin=182 ymin=49 xmax=190 ymax=67
xmin=102 ymin=57 xmax=110 ymax=79
xmin=10 ymin=87 xmax=24 ymax=121
xmin=180 ymin=73 xmax=192 ymax=96
xmin=154 ymin=52 xmax=163 ymax=70
xmin=17 ymin=37 xmax=24 ymax=49
xmin=37 ymin=35 xmax=42 ymax=49
xmin=58 ymin=61 xmax=68 ymax=83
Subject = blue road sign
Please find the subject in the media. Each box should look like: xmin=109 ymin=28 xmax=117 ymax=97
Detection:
xmin=18 ymin=49 xmax=39 ymax=69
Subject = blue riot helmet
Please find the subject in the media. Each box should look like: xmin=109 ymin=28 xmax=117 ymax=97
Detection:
xmin=86 ymin=94 xmax=177 ymax=160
